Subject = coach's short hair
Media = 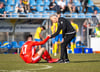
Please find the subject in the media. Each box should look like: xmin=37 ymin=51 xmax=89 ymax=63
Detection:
xmin=50 ymin=14 xmax=57 ymax=19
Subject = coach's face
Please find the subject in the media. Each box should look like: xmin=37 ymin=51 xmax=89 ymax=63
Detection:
xmin=50 ymin=16 xmax=58 ymax=23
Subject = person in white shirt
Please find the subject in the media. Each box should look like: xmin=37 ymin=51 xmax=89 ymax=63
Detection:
xmin=58 ymin=0 xmax=66 ymax=13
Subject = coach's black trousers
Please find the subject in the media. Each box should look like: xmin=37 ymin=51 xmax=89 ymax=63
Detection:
xmin=60 ymin=32 xmax=76 ymax=60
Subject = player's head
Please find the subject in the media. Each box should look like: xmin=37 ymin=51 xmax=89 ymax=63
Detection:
xmin=26 ymin=34 xmax=33 ymax=41
xmin=40 ymin=26 xmax=46 ymax=31
xmin=50 ymin=15 xmax=58 ymax=23
xmin=52 ymin=0 xmax=55 ymax=2
xmin=57 ymin=11 xmax=61 ymax=18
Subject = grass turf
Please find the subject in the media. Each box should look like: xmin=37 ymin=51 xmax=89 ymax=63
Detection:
xmin=0 ymin=54 xmax=100 ymax=72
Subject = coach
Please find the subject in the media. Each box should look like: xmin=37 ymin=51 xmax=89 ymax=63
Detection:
xmin=50 ymin=15 xmax=76 ymax=63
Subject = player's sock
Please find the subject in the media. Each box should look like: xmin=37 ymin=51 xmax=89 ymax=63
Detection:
xmin=73 ymin=43 xmax=76 ymax=49
xmin=42 ymin=50 xmax=52 ymax=60
xmin=71 ymin=44 xmax=74 ymax=53
xmin=42 ymin=50 xmax=59 ymax=63
xmin=54 ymin=43 xmax=57 ymax=56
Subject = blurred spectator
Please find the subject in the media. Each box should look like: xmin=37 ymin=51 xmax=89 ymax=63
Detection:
xmin=81 ymin=19 xmax=91 ymax=46
xmin=23 ymin=0 xmax=30 ymax=13
xmin=58 ymin=0 xmax=66 ymax=13
xmin=0 ymin=2 xmax=6 ymax=17
xmin=15 ymin=0 xmax=24 ymax=13
xmin=80 ymin=0 xmax=88 ymax=13
xmin=68 ymin=0 xmax=76 ymax=13
xmin=49 ymin=0 xmax=60 ymax=12
xmin=94 ymin=23 xmax=100 ymax=37
xmin=91 ymin=10 xmax=99 ymax=26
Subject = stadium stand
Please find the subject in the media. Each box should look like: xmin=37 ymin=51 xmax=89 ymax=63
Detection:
xmin=0 ymin=0 xmax=99 ymax=18
xmin=11 ymin=41 xmax=19 ymax=48
xmin=19 ymin=41 xmax=25 ymax=48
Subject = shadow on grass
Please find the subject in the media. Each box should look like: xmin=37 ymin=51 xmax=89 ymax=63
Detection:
xmin=71 ymin=60 xmax=100 ymax=63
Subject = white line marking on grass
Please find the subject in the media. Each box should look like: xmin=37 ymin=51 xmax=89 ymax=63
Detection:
xmin=27 ymin=64 xmax=53 ymax=70
xmin=0 ymin=64 xmax=53 ymax=72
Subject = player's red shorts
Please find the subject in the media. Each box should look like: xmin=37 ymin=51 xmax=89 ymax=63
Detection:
xmin=21 ymin=53 xmax=41 ymax=63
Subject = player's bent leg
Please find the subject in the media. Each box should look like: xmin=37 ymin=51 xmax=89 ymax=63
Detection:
xmin=31 ymin=48 xmax=45 ymax=63
xmin=42 ymin=49 xmax=59 ymax=63
xmin=37 ymin=47 xmax=46 ymax=56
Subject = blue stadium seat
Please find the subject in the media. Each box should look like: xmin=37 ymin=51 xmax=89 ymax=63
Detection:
xmin=44 ymin=0 xmax=50 ymax=5
xmin=42 ymin=12 xmax=49 ymax=18
xmin=36 ymin=6 xmax=43 ymax=12
xmin=0 ymin=42 xmax=2 ymax=46
xmin=86 ymin=13 xmax=92 ymax=18
xmin=88 ymin=0 xmax=94 ymax=7
xmin=76 ymin=41 xmax=86 ymax=48
xmin=33 ymin=12 xmax=42 ymax=18
xmin=11 ymin=13 xmax=19 ymax=17
xmin=94 ymin=6 xmax=100 ymax=12
xmin=88 ymin=7 xmax=94 ymax=13
xmin=74 ymin=1 xmax=81 ymax=6
xmin=11 ymin=41 xmax=19 ymax=48
xmin=5 ymin=6 xmax=14 ymax=13
xmin=29 ymin=0 xmax=36 ymax=6
xmin=78 ymin=13 xmax=85 ymax=18
xmin=15 ymin=0 xmax=20 ymax=4
xmin=71 ymin=13 xmax=78 ymax=18
xmin=7 ymin=0 xmax=15 ymax=5
xmin=0 ymin=42 xmax=2 ymax=48
xmin=44 ymin=5 xmax=49 ymax=11
xmin=36 ymin=0 xmax=44 ymax=5
xmin=0 ymin=41 xmax=9 ymax=48
xmin=3 ymin=41 xmax=9 ymax=44
xmin=0 ymin=0 xmax=5 ymax=3
xmin=26 ymin=13 xmax=33 ymax=18
xmin=19 ymin=41 xmax=25 ymax=48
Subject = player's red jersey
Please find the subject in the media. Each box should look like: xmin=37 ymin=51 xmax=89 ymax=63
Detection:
xmin=20 ymin=36 xmax=50 ymax=63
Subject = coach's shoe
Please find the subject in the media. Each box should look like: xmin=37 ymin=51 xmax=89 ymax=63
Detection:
xmin=64 ymin=59 xmax=70 ymax=63
xmin=57 ymin=59 xmax=64 ymax=63
xmin=48 ymin=58 xmax=59 ymax=63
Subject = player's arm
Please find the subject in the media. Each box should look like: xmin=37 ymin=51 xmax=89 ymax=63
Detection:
xmin=39 ymin=33 xmax=44 ymax=40
xmin=76 ymin=24 xmax=79 ymax=32
xmin=33 ymin=36 xmax=50 ymax=45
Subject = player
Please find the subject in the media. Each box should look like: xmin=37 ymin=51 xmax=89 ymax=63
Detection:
xmin=20 ymin=34 xmax=58 ymax=63
xmin=70 ymin=19 xmax=79 ymax=53
xmin=34 ymin=26 xmax=46 ymax=49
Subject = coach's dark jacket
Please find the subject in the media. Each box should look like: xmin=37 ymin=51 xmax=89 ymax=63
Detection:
xmin=51 ymin=17 xmax=75 ymax=38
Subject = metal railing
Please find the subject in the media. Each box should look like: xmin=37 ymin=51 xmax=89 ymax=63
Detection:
xmin=0 ymin=13 xmax=99 ymax=19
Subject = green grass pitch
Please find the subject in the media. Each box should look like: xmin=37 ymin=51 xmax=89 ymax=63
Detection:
xmin=0 ymin=54 xmax=100 ymax=72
